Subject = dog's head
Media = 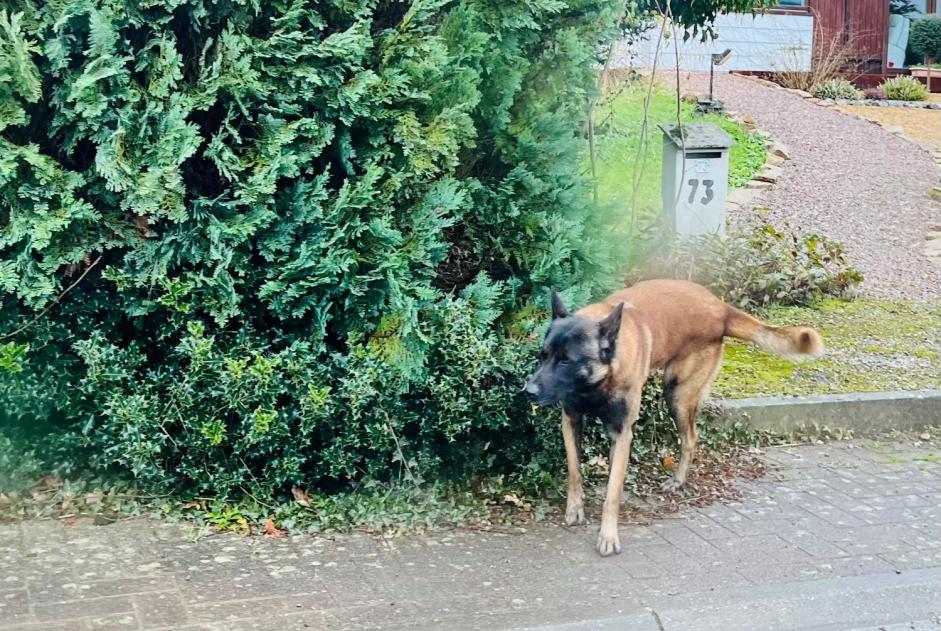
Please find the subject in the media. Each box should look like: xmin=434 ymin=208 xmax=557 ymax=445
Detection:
xmin=524 ymin=291 xmax=623 ymax=407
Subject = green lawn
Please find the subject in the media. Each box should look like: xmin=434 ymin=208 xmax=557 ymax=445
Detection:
xmin=591 ymin=82 xmax=766 ymax=234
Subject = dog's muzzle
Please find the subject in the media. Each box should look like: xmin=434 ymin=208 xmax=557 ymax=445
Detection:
xmin=524 ymin=378 xmax=558 ymax=407
xmin=523 ymin=379 xmax=540 ymax=398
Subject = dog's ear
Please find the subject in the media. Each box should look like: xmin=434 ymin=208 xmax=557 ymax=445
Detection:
xmin=598 ymin=302 xmax=623 ymax=363
xmin=550 ymin=290 xmax=569 ymax=320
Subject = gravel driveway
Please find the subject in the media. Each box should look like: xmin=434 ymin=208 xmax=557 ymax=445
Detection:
xmin=680 ymin=72 xmax=941 ymax=300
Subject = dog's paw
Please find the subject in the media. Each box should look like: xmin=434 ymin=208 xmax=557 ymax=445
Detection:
xmin=596 ymin=531 xmax=621 ymax=557
xmin=564 ymin=505 xmax=588 ymax=526
xmin=660 ymin=477 xmax=685 ymax=493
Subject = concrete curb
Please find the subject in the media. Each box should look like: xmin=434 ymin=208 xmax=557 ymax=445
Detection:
xmin=522 ymin=567 xmax=941 ymax=631
xmin=711 ymin=390 xmax=941 ymax=435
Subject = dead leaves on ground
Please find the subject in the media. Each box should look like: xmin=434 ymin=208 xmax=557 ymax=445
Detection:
xmin=291 ymin=486 xmax=311 ymax=507
xmin=263 ymin=516 xmax=286 ymax=538
xmin=660 ymin=450 xmax=677 ymax=472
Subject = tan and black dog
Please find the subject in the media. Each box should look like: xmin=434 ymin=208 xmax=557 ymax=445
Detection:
xmin=524 ymin=279 xmax=823 ymax=556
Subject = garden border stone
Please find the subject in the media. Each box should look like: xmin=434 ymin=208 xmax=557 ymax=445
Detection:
xmin=731 ymin=73 xmax=938 ymax=148
xmin=711 ymin=110 xmax=788 ymax=216
xmin=817 ymin=98 xmax=941 ymax=109
xmin=711 ymin=389 xmax=941 ymax=435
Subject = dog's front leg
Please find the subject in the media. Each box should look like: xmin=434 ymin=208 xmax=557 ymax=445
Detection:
xmin=597 ymin=397 xmax=639 ymax=557
xmin=561 ymin=409 xmax=587 ymax=526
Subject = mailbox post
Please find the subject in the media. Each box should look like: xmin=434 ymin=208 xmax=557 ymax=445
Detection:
xmin=659 ymin=122 xmax=735 ymax=237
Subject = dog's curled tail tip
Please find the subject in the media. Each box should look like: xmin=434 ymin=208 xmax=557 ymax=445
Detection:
xmin=793 ymin=326 xmax=825 ymax=359
xmin=726 ymin=308 xmax=824 ymax=360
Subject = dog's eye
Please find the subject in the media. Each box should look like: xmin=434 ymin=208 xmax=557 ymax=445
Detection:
xmin=557 ymin=357 xmax=569 ymax=365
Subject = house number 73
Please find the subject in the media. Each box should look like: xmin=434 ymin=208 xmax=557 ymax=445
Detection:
xmin=687 ymin=178 xmax=715 ymax=205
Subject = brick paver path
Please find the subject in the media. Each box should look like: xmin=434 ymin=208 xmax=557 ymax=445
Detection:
xmin=3 ymin=439 xmax=941 ymax=630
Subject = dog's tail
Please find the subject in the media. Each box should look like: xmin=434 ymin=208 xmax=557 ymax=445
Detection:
xmin=724 ymin=307 xmax=824 ymax=360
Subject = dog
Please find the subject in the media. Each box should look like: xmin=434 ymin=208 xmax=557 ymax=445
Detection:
xmin=524 ymin=279 xmax=823 ymax=556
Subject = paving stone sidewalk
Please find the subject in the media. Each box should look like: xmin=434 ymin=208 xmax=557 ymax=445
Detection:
xmin=3 ymin=439 xmax=941 ymax=631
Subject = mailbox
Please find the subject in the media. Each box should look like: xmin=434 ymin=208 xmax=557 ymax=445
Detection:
xmin=659 ymin=122 xmax=735 ymax=237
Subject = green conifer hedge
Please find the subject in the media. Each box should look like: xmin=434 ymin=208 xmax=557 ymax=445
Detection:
xmin=0 ymin=1 xmax=762 ymax=500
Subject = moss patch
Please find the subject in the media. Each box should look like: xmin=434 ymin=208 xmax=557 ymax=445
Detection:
xmin=712 ymin=298 xmax=941 ymax=398
xmin=881 ymin=454 xmax=940 ymax=464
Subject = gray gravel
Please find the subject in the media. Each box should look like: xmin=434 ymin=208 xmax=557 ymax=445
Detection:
xmin=824 ymin=99 xmax=941 ymax=109
xmin=678 ymin=72 xmax=941 ymax=300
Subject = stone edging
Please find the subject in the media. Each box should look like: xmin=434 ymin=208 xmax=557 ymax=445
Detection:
xmin=713 ymin=109 xmax=790 ymax=216
xmin=731 ymin=73 xmax=940 ymax=110
xmin=677 ymin=83 xmax=792 ymax=216
xmin=819 ymin=99 xmax=941 ymax=109
xmin=711 ymin=389 xmax=941 ymax=435
xmin=733 ymin=72 xmax=941 ymax=269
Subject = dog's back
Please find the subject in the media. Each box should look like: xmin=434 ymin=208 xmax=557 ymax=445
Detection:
xmin=578 ymin=279 xmax=823 ymax=370
xmin=578 ymin=279 xmax=728 ymax=370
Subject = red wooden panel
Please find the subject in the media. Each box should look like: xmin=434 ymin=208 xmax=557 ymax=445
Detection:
xmin=809 ymin=0 xmax=845 ymax=55
xmin=809 ymin=0 xmax=888 ymax=69
xmin=847 ymin=0 xmax=888 ymax=63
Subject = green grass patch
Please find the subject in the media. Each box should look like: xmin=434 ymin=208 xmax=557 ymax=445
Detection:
xmin=591 ymin=82 xmax=767 ymax=232
xmin=713 ymin=298 xmax=941 ymax=398
xmin=881 ymin=454 xmax=940 ymax=464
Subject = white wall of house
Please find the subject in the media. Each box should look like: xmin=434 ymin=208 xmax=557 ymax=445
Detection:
xmin=612 ymin=13 xmax=815 ymax=72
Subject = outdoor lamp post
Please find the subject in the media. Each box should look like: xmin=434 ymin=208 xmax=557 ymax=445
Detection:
xmin=709 ymin=48 xmax=733 ymax=101
xmin=698 ymin=48 xmax=732 ymax=114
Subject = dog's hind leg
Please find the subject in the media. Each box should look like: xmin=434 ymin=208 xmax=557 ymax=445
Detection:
xmin=662 ymin=344 xmax=724 ymax=492
xmin=597 ymin=393 xmax=641 ymax=557
xmin=561 ymin=408 xmax=587 ymax=526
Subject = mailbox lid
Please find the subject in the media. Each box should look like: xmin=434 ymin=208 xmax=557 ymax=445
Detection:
xmin=659 ymin=122 xmax=735 ymax=150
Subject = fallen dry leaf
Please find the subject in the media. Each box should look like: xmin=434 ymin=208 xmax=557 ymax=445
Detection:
xmin=291 ymin=486 xmax=311 ymax=507
xmin=588 ymin=455 xmax=610 ymax=475
xmin=502 ymin=494 xmax=523 ymax=507
xmin=37 ymin=475 xmax=63 ymax=490
xmin=661 ymin=455 xmax=677 ymax=472
xmin=263 ymin=517 xmax=286 ymax=538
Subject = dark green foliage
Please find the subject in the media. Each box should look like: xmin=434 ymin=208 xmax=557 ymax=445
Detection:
xmin=1 ymin=1 xmax=779 ymax=503
xmin=910 ymin=15 xmax=941 ymax=61
xmin=635 ymin=1 xmax=773 ymax=41
xmin=890 ymin=0 xmax=919 ymax=16
xmin=0 ymin=0 xmax=628 ymax=500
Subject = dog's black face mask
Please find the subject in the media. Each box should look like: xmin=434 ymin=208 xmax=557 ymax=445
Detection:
xmin=524 ymin=292 xmax=623 ymax=408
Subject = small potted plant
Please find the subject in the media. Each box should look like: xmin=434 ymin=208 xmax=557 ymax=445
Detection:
xmin=909 ymin=15 xmax=941 ymax=91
